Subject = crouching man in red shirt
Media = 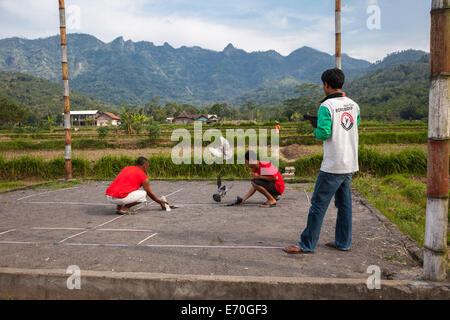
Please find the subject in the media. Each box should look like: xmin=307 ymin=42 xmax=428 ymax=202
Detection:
xmin=106 ymin=157 xmax=167 ymax=214
xmin=240 ymin=150 xmax=285 ymax=208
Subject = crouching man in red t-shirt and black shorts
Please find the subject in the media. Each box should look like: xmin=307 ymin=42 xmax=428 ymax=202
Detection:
xmin=105 ymin=157 xmax=167 ymax=215
xmin=240 ymin=150 xmax=285 ymax=208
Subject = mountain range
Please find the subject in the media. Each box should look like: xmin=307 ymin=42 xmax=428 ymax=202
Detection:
xmin=0 ymin=33 xmax=428 ymax=109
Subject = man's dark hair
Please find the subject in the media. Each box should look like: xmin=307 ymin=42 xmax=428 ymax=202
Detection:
xmin=136 ymin=156 xmax=149 ymax=166
xmin=245 ymin=150 xmax=257 ymax=162
xmin=321 ymin=68 xmax=345 ymax=89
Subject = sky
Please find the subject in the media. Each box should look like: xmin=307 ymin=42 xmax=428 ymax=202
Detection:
xmin=0 ymin=0 xmax=431 ymax=62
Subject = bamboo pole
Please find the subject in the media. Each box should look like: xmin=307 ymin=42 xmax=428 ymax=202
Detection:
xmin=335 ymin=0 xmax=342 ymax=69
xmin=423 ymin=0 xmax=449 ymax=281
xmin=58 ymin=0 xmax=72 ymax=180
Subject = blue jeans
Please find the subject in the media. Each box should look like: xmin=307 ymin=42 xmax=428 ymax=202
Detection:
xmin=298 ymin=171 xmax=353 ymax=252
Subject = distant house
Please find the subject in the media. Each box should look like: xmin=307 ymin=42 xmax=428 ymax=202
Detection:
xmin=64 ymin=110 xmax=121 ymax=127
xmin=206 ymin=114 xmax=219 ymax=123
xmin=96 ymin=112 xmax=121 ymax=126
xmin=67 ymin=110 xmax=99 ymax=127
xmin=196 ymin=115 xmax=209 ymax=122
xmin=172 ymin=112 xmax=220 ymax=125
xmin=172 ymin=111 xmax=196 ymax=124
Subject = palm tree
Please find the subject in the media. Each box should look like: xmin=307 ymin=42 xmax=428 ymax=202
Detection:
xmin=43 ymin=115 xmax=56 ymax=132
xmin=291 ymin=112 xmax=301 ymax=122
xmin=131 ymin=113 xmax=148 ymax=134
xmin=120 ymin=104 xmax=134 ymax=134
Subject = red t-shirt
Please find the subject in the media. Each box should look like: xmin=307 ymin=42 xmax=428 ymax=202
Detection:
xmin=252 ymin=161 xmax=285 ymax=195
xmin=106 ymin=166 xmax=148 ymax=198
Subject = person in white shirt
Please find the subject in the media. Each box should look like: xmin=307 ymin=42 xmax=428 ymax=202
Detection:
xmin=284 ymin=68 xmax=360 ymax=254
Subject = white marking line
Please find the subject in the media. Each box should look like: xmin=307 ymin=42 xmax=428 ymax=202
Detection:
xmin=0 ymin=229 xmax=16 ymax=236
xmin=57 ymin=230 xmax=88 ymax=244
xmin=304 ymin=190 xmax=311 ymax=204
xmin=144 ymin=244 xmax=285 ymax=249
xmin=55 ymin=215 xmax=126 ymax=243
xmin=22 ymin=188 xmax=184 ymax=209
xmin=24 ymin=201 xmax=111 ymax=206
xmin=136 ymin=188 xmax=184 ymax=210
xmin=66 ymin=243 xmax=129 ymax=247
xmin=98 ymin=228 xmax=153 ymax=233
xmin=17 ymin=186 xmax=80 ymax=201
xmin=32 ymin=227 xmax=87 ymax=231
xmin=64 ymin=243 xmax=284 ymax=249
xmin=0 ymin=241 xmax=37 ymax=245
xmin=137 ymin=233 xmax=158 ymax=245
xmin=94 ymin=215 xmax=125 ymax=228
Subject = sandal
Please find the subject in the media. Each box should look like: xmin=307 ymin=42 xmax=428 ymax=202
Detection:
xmin=116 ymin=209 xmax=137 ymax=215
xmin=283 ymin=245 xmax=312 ymax=254
xmin=261 ymin=202 xmax=276 ymax=208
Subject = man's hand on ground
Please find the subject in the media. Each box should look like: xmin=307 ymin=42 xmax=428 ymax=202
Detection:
xmin=159 ymin=200 xmax=168 ymax=210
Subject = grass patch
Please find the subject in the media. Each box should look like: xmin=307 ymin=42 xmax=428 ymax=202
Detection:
xmin=380 ymin=253 xmax=407 ymax=263
xmin=353 ymin=173 xmax=450 ymax=247
xmin=0 ymin=147 xmax=439 ymax=181
xmin=359 ymin=132 xmax=427 ymax=145
xmin=0 ymin=181 xmax=26 ymax=191
xmin=33 ymin=179 xmax=84 ymax=190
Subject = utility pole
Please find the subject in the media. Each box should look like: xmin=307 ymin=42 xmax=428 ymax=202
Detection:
xmin=335 ymin=0 xmax=342 ymax=69
xmin=423 ymin=0 xmax=449 ymax=281
xmin=58 ymin=0 xmax=72 ymax=180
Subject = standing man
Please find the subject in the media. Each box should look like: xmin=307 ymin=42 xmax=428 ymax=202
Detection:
xmin=275 ymin=121 xmax=280 ymax=134
xmin=284 ymin=68 xmax=360 ymax=253
xmin=106 ymin=157 xmax=167 ymax=214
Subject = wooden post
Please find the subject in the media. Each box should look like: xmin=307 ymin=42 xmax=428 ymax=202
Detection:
xmin=59 ymin=0 xmax=72 ymax=180
xmin=335 ymin=0 xmax=342 ymax=69
xmin=423 ymin=0 xmax=449 ymax=281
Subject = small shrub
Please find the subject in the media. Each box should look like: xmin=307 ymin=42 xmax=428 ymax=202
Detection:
xmin=296 ymin=121 xmax=314 ymax=135
xmin=97 ymin=126 xmax=110 ymax=139
xmin=147 ymin=123 xmax=161 ymax=143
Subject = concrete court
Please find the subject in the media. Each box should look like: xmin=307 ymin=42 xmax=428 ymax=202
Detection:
xmin=0 ymin=180 xmax=426 ymax=282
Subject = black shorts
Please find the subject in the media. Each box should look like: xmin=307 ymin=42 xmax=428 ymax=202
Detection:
xmin=252 ymin=179 xmax=280 ymax=197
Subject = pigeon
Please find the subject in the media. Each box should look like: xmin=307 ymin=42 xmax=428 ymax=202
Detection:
xmin=213 ymin=176 xmax=231 ymax=202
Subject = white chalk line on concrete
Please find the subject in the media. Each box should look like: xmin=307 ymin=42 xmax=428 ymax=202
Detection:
xmin=55 ymin=214 xmax=126 ymax=243
xmin=137 ymin=233 xmax=158 ymax=245
xmin=0 ymin=240 xmax=284 ymax=250
xmin=0 ymin=241 xmax=37 ymax=245
xmin=98 ymin=228 xmax=153 ymax=233
xmin=64 ymin=243 xmax=284 ymax=249
xmin=23 ymin=188 xmax=184 ymax=210
xmin=17 ymin=186 xmax=81 ymax=201
xmin=0 ymin=229 xmax=16 ymax=236
xmin=143 ymin=244 xmax=285 ymax=249
xmin=65 ymin=243 xmax=130 ymax=247
xmin=23 ymin=201 xmax=111 ymax=206
xmin=32 ymin=227 xmax=87 ymax=231
xmin=57 ymin=230 xmax=89 ymax=244
xmin=304 ymin=190 xmax=311 ymax=204
xmin=94 ymin=215 xmax=125 ymax=228
xmin=134 ymin=188 xmax=184 ymax=211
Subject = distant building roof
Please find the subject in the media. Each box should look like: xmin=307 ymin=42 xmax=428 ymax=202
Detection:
xmin=69 ymin=110 xmax=98 ymax=115
xmin=99 ymin=111 xmax=121 ymax=120
xmin=174 ymin=111 xmax=196 ymax=120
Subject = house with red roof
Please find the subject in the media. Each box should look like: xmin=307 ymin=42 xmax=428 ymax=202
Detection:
xmin=96 ymin=111 xmax=122 ymax=127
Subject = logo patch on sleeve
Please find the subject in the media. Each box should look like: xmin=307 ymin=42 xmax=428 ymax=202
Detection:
xmin=341 ymin=112 xmax=354 ymax=131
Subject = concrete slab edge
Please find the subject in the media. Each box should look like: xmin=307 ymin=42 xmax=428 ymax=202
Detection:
xmin=352 ymin=189 xmax=425 ymax=266
xmin=0 ymin=267 xmax=448 ymax=300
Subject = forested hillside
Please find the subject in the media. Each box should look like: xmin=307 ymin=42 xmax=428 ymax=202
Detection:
xmin=0 ymin=71 xmax=115 ymax=123
xmin=0 ymin=34 xmax=371 ymax=106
